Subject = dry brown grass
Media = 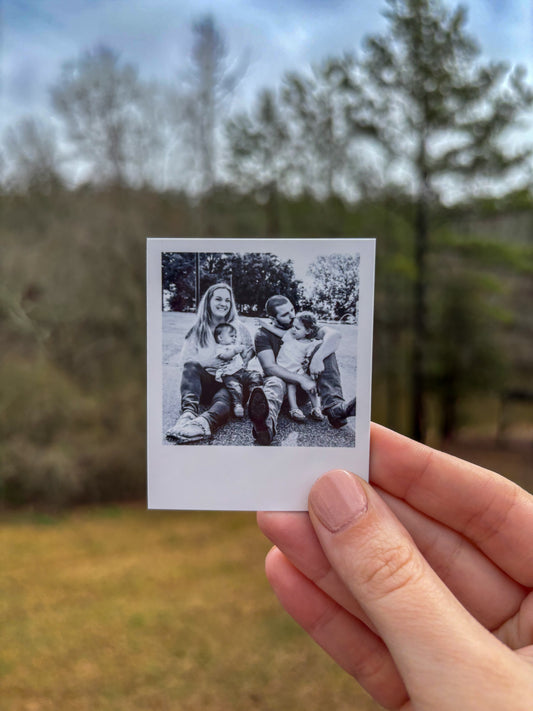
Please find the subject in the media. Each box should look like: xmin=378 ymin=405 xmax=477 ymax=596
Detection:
xmin=1 ymin=431 xmax=530 ymax=710
xmin=0 ymin=507 xmax=379 ymax=711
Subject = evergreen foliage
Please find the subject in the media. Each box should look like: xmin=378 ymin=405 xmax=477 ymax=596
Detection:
xmin=358 ymin=0 xmax=533 ymax=440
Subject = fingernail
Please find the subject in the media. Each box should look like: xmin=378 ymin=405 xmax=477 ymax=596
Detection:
xmin=310 ymin=470 xmax=368 ymax=533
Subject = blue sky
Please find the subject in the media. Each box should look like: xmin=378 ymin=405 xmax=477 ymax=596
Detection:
xmin=2 ymin=0 xmax=532 ymax=135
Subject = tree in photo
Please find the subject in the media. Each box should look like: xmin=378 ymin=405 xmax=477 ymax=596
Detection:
xmin=162 ymin=253 xmax=196 ymax=312
xmin=162 ymin=251 xmax=301 ymax=314
xmin=230 ymin=253 xmax=302 ymax=314
xmin=162 ymin=252 xmax=234 ymax=311
xmin=307 ymin=254 xmax=360 ymax=321
xmin=199 ymin=252 xmax=234 ymax=293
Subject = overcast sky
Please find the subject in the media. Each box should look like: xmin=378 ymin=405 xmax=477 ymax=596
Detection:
xmin=3 ymin=0 xmax=532 ymax=137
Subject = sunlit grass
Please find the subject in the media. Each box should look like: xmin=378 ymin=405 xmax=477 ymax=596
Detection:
xmin=0 ymin=507 xmax=378 ymax=711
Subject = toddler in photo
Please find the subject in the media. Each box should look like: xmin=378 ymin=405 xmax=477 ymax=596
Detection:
xmin=214 ymin=322 xmax=254 ymax=418
xmin=258 ymin=311 xmax=325 ymax=423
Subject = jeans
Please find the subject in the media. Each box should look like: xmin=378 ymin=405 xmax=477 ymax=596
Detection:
xmin=181 ymin=361 xmax=262 ymax=431
xmin=314 ymin=351 xmax=345 ymax=413
xmin=222 ymin=368 xmax=263 ymax=408
xmin=262 ymin=353 xmax=345 ymax=436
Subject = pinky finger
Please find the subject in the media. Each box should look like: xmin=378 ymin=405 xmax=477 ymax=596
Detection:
xmin=265 ymin=547 xmax=409 ymax=711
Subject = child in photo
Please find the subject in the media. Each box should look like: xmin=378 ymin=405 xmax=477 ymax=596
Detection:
xmin=257 ymin=311 xmax=325 ymax=423
xmin=214 ymin=322 xmax=255 ymax=418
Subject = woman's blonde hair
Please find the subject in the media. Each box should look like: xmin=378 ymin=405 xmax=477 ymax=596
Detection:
xmin=187 ymin=283 xmax=238 ymax=347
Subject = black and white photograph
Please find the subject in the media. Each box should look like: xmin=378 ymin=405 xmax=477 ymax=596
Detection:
xmin=147 ymin=238 xmax=375 ymax=510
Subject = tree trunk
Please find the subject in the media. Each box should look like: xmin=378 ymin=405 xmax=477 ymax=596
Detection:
xmin=385 ymin=327 xmax=402 ymax=432
xmin=412 ymin=189 xmax=428 ymax=442
xmin=265 ymin=182 xmax=281 ymax=237
xmin=439 ymin=375 xmax=459 ymax=442
xmin=381 ymin=199 xmax=402 ymax=432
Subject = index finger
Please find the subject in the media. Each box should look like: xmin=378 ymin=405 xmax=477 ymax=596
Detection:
xmin=370 ymin=423 xmax=533 ymax=586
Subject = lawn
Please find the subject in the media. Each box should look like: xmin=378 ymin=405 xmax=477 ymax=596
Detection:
xmin=0 ymin=506 xmax=379 ymax=711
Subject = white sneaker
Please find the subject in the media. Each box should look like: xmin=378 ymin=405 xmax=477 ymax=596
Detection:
xmin=166 ymin=411 xmax=196 ymax=440
xmin=175 ymin=415 xmax=211 ymax=443
xmin=289 ymin=408 xmax=306 ymax=423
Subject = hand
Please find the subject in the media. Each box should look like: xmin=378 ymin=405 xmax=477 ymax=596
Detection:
xmin=258 ymin=424 xmax=533 ymax=710
xmin=309 ymin=354 xmax=325 ymax=378
xmin=298 ymin=374 xmax=317 ymax=395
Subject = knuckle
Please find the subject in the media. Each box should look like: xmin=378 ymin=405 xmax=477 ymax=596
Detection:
xmin=361 ymin=542 xmax=424 ymax=600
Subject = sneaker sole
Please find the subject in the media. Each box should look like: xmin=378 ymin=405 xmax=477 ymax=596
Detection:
xmin=253 ymin=429 xmax=272 ymax=445
xmin=249 ymin=389 xmax=272 ymax=444
xmin=172 ymin=429 xmax=212 ymax=444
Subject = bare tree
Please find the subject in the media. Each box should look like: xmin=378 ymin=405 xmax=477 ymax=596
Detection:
xmin=227 ymin=89 xmax=291 ymax=235
xmin=181 ymin=15 xmax=245 ymax=194
xmin=50 ymin=45 xmax=161 ymax=186
xmin=2 ymin=117 xmax=62 ymax=192
xmin=282 ymin=55 xmax=377 ymax=199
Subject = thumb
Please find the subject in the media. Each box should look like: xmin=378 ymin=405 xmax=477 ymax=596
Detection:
xmin=308 ymin=469 xmax=514 ymax=702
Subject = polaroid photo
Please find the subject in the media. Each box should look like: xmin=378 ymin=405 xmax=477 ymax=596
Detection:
xmin=147 ymin=237 xmax=375 ymax=511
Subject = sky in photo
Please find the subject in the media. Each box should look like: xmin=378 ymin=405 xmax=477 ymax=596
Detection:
xmin=3 ymin=0 xmax=533 ymax=136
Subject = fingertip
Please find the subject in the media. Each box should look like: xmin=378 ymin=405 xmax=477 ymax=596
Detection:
xmin=256 ymin=510 xmax=268 ymax=530
xmin=265 ymin=544 xmax=279 ymax=565
xmin=257 ymin=510 xmax=282 ymax=537
xmin=310 ymin=469 xmax=366 ymax=491
xmin=309 ymin=469 xmax=369 ymax=534
xmin=257 ymin=510 xmax=310 ymax=547
xmin=264 ymin=546 xmax=290 ymax=586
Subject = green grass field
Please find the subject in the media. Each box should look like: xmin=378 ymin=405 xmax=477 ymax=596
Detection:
xmin=0 ymin=507 xmax=379 ymax=711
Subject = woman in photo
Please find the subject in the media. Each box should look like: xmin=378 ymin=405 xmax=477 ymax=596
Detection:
xmin=166 ymin=282 xmax=262 ymax=444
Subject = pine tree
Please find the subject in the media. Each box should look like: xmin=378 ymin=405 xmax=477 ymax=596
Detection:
xmin=360 ymin=0 xmax=533 ymax=440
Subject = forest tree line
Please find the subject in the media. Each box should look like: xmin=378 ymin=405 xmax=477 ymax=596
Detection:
xmin=161 ymin=251 xmax=359 ymax=320
xmin=1 ymin=0 xmax=533 ymax=507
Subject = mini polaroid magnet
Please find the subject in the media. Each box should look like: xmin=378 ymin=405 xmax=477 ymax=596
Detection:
xmin=147 ymin=238 xmax=375 ymax=511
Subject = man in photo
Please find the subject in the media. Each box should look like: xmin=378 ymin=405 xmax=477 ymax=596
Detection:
xmin=249 ymin=295 xmax=356 ymax=445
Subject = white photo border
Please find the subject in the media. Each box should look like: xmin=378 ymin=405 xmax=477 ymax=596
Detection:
xmin=147 ymin=237 xmax=375 ymax=511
